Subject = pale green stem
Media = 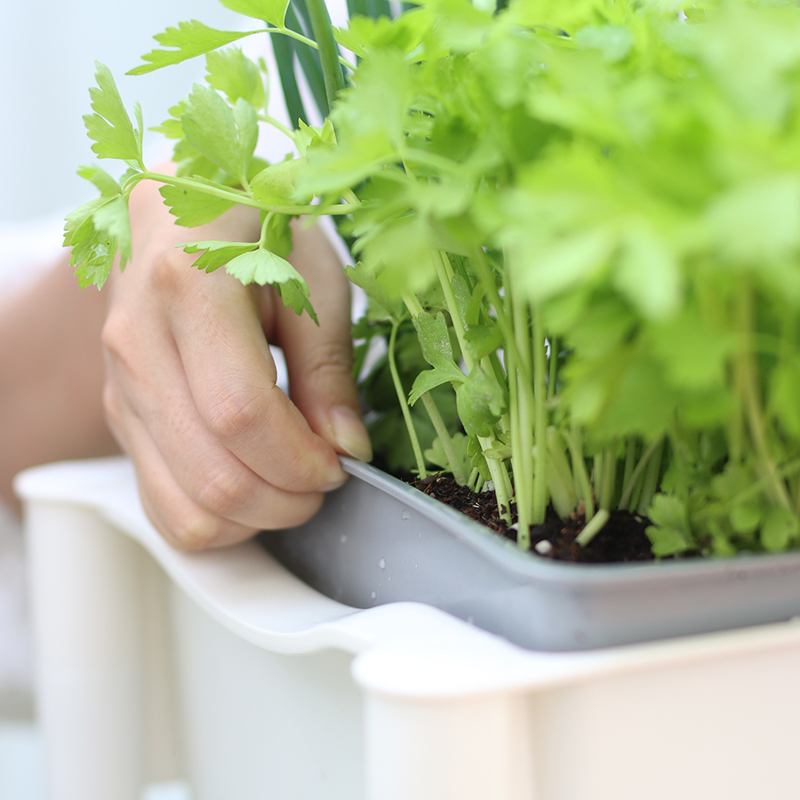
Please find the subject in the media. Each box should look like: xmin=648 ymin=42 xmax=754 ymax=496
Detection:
xmin=257 ymin=113 xmax=294 ymax=138
xmin=600 ymin=444 xmax=617 ymax=510
xmin=736 ymin=283 xmax=794 ymax=512
xmin=266 ymin=25 xmax=357 ymax=72
xmin=532 ymin=306 xmax=548 ymax=526
xmin=575 ymin=508 xmax=610 ymax=548
xmin=420 ymin=394 xmax=467 ymax=486
xmin=619 ymin=436 xmax=664 ymax=511
xmin=567 ymin=427 xmax=595 ymax=520
xmin=131 ymin=171 xmax=357 ymax=215
xmin=547 ymin=336 xmax=558 ymax=399
xmin=388 ymin=319 xmax=427 ymax=479
xmin=636 ymin=439 xmax=665 ymax=517
xmin=620 ymin=439 xmax=638 ymax=506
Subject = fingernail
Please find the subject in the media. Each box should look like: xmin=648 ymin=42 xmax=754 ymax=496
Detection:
xmin=319 ymin=473 xmax=349 ymax=493
xmin=330 ymin=406 xmax=373 ymax=463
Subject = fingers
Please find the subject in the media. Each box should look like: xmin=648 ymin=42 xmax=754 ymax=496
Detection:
xmin=103 ymin=270 xmax=330 ymax=546
xmin=274 ymin=221 xmax=373 ymax=462
xmin=172 ymin=260 xmax=350 ymax=493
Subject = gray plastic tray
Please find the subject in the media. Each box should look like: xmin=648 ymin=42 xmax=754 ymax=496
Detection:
xmin=260 ymin=458 xmax=800 ymax=651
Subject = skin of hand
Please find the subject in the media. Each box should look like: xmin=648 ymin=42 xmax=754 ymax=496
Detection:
xmin=0 ymin=255 xmax=120 ymax=514
xmin=101 ymin=176 xmax=372 ymax=549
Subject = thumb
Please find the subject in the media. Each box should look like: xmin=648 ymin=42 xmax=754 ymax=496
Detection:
xmin=272 ymin=222 xmax=372 ymax=463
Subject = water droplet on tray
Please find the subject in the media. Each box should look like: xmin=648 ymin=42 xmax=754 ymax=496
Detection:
xmin=371 ymin=591 xmax=376 ymax=600
xmin=379 ymin=558 xmax=386 ymax=569
xmin=340 ymin=535 xmax=347 ymax=544
xmin=401 ymin=509 xmax=411 ymax=521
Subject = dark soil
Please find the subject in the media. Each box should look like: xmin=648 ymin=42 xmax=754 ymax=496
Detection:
xmin=413 ymin=473 xmax=655 ymax=564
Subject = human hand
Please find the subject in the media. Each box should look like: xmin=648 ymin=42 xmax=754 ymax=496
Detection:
xmin=102 ymin=176 xmax=371 ymax=549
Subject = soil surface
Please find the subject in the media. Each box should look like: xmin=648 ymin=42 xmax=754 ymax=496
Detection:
xmin=413 ymin=473 xmax=655 ymax=564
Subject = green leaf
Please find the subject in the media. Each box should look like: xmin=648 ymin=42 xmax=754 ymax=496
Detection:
xmin=761 ymin=508 xmax=799 ymax=553
xmin=218 ymin=0 xmax=289 ymax=26
xmin=456 ymin=367 xmax=505 ymax=438
xmin=425 ymin=432 xmax=470 ymax=476
xmin=128 ymin=21 xmax=255 ymax=75
xmin=705 ymin=177 xmax=800 ymax=266
xmin=575 ymin=25 xmax=634 ymax=63
xmin=645 ymin=494 xmax=693 ymax=557
xmin=225 ymin=247 xmax=305 ymax=286
xmin=264 ymin=212 xmax=293 ymax=259
xmin=83 ymin=62 xmax=142 ymax=163
xmin=344 ymin=263 xmax=396 ymax=317
xmin=649 ymin=308 xmax=733 ymax=390
xmin=408 ymin=364 xmax=465 ymax=406
xmin=464 ymin=324 xmax=503 ymax=361
xmin=412 ymin=311 xmax=454 ymax=369
xmin=770 ymin=359 xmax=800 ymax=438
xmin=251 ymin=158 xmax=311 ymax=205
xmin=278 ymin=279 xmax=318 ymax=323
xmin=158 ymin=181 xmax=235 ymax=227
xmin=206 ymin=47 xmax=266 ymax=109
xmin=182 ymin=240 xmax=258 ymax=272
xmin=614 ymin=223 xmax=681 ymax=320
xmin=181 ymin=85 xmax=258 ymax=185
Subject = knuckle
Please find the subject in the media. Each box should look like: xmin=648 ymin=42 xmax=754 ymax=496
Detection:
xmin=196 ymin=469 xmax=251 ymax=518
xmin=101 ymin=311 xmax=132 ymax=360
xmin=149 ymin=250 xmax=194 ymax=295
xmin=299 ymin=340 xmax=354 ymax=383
xmin=169 ymin=513 xmax=227 ymax=550
xmin=205 ymin=389 xmax=265 ymax=440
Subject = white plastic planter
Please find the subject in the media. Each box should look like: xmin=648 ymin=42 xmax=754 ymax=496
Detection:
xmin=16 ymin=457 xmax=800 ymax=800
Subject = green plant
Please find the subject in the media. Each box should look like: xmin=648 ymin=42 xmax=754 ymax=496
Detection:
xmin=67 ymin=0 xmax=800 ymax=559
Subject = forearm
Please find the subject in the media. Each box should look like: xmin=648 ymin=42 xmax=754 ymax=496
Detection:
xmin=0 ymin=252 xmax=119 ymax=513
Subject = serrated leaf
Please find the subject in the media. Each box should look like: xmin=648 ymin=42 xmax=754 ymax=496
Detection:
xmin=464 ymin=324 xmax=503 ymax=361
xmin=225 ymin=247 xmax=305 ymax=286
xmin=76 ymin=164 xmax=123 ymax=198
xmin=66 ymin=194 xmax=131 ymax=288
xmin=128 ymin=21 xmax=253 ymax=76
xmin=645 ymin=494 xmax=693 ymax=557
xmin=181 ymin=85 xmax=257 ymax=185
xmin=425 ymin=432 xmax=470 ymax=476
xmin=218 ymin=0 xmax=289 ymax=26
xmin=83 ymin=62 xmax=142 ymax=163
xmin=183 ymin=240 xmax=258 ymax=272
xmin=456 ymin=367 xmax=505 ymax=438
xmin=408 ymin=364 xmax=465 ymax=405
xmin=206 ymin=47 xmax=266 ymax=109
xmin=412 ymin=311 xmax=455 ymax=369
xmin=251 ymin=158 xmax=311 ymax=205
xmin=278 ymin=279 xmax=318 ymax=323
xmin=159 ymin=182 xmax=235 ymax=227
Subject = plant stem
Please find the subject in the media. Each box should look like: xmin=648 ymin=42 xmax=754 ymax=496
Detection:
xmin=567 ymin=427 xmax=595 ymax=520
xmin=618 ymin=436 xmax=664 ymax=511
xmin=636 ymin=439 xmax=665 ymax=516
xmin=575 ymin=508 xmax=610 ymax=548
xmin=302 ymin=0 xmax=347 ymax=111
xmin=131 ymin=171 xmax=358 ymax=215
xmin=547 ymin=336 xmax=558 ymax=398
xmin=532 ymin=305 xmax=548 ymax=525
xmin=388 ymin=318 xmax=427 ymax=479
xmin=736 ymin=283 xmax=794 ymax=512
xmin=420 ymin=393 xmax=467 ymax=486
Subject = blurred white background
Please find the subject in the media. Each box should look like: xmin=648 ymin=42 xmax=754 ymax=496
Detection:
xmin=0 ymin=2 xmax=250 ymax=798
xmin=0 ymin=0 xmax=245 ymax=223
